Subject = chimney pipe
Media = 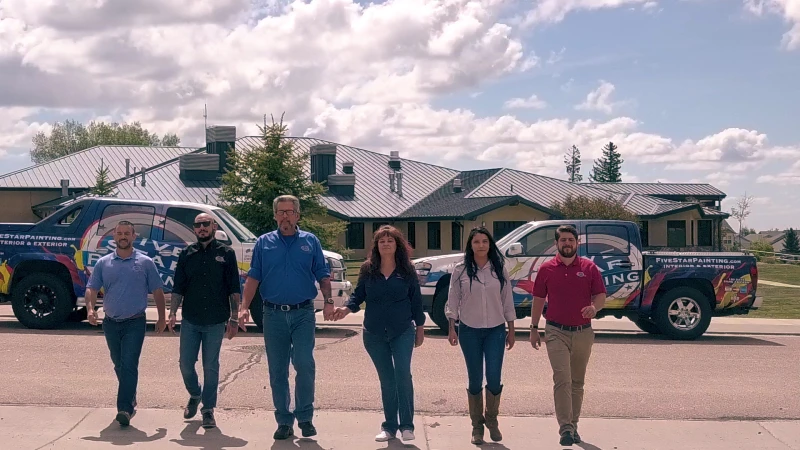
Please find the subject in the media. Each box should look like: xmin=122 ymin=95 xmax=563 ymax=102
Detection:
xmin=133 ymin=167 xmax=137 ymax=186
xmin=396 ymin=171 xmax=403 ymax=197
xmin=125 ymin=159 xmax=130 ymax=177
xmin=60 ymin=179 xmax=69 ymax=197
xmin=388 ymin=151 xmax=401 ymax=170
xmin=389 ymin=172 xmax=396 ymax=192
xmin=453 ymin=178 xmax=462 ymax=193
xmin=141 ymin=169 xmax=146 ymax=187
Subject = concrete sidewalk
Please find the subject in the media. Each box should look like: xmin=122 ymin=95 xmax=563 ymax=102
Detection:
xmin=3 ymin=406 xmax=798 ymax=450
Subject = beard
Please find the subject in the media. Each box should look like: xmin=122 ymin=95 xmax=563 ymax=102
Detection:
xmin=116 ymin=240 xmax=131 ymax=249
xmin=557 ymin=246 xmax=576 ymax=258
xmin=197 ymin=234 xmax=212 ymax=242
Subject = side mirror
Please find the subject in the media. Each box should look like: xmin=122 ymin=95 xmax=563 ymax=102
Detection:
xmin=215 ymin=230 xmax=230 ymax=243
xmin=506 ymin=242 xmax=523 ymax=257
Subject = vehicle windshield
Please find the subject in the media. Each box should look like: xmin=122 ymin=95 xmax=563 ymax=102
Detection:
xmin=495 ymin=222 xmax=535 ymax=247
xmin=213 ymin=209 xmax=258 ymax=242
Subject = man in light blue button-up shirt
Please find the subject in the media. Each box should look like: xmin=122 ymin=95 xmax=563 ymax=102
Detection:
xmin=85 ymin=220 xmax=166 ymax=427
xmin=239 ymin=195 xmax=332 ymax=441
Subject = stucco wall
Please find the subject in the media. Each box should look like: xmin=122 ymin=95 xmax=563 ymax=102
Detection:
xmin=0 ymin=190 xmax=61 ymax=223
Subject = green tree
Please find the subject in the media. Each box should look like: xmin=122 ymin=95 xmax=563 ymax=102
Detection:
xmin=550 ymin=194 xmax=639 ymax=223
xmin=218 ymin=113 xmax=349 ymax=255
xmin=30 ymin=119 xmax=182 ymax=164
xmin=784 ymin=228 xmax=800 ymax=254
xmin=564 ymin=145 xmax=583 ymax=183
xmin=589 ymin=141 xmax=624 ymax=182
xmin=89 ymin=159 xmax=117 ymax=196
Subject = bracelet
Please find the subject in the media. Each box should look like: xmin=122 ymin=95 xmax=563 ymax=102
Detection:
xmin=229 ymin=318 xmax=239 ymax=323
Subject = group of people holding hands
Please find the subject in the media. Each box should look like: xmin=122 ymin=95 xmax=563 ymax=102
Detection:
xmin=87 ymin=194 xmax=606 ymax=447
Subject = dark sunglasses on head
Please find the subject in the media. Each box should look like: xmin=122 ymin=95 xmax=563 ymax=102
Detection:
xmin=193 ymin=220 xmax=212 ymax=228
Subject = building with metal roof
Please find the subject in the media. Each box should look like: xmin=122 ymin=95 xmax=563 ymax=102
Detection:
xmin=3 ymin=125 xmax=731 ymax=257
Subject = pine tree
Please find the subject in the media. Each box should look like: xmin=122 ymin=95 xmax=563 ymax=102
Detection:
xmin=218 ymin=113 xmax=349 ymax=255
xmin=90 ymin=159 xmax=117 ymax=196
xmin=590 ymin=141 xmax=624 ymax=182
xmin=784 ymin=228 xmax=800 ymax=254
xmin=564 ymin=145 xmax=583 ymax=183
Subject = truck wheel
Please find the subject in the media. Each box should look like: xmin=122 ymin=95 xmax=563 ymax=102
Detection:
xmin=11 ymin=274 xmax=74 ymax=330
xmin=631 ymin=318 xmax=662 ymax=335
xmin=653 ymin=287 xmax=712 ymax=340
xmin=430 ymin=287 xmax=449 ymax=333
xmin=250 ymin=298 xmax=264 ymax=333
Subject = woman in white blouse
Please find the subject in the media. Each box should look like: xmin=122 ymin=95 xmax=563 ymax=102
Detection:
xmin=445 ymin=226 xmax=517 ymax=445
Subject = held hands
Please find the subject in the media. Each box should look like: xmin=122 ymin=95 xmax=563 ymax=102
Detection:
xmin=331 ymin=306 xmax=350 ymax=321
xmin=323 ymin=303 xmax=335 ymax=321
xmin=87 ymin=310 xmax=98 ymax=326
xmin=581 ymin=304 xmax=598 ymax=319
xmin=225 ymin=318 xmax=239 ymax=340
xmin=156 ymin=316 xmax=167 ymax=334
xmin=167 ymin=314 xmax=177 ymax=334
xmin=238 ymin=310 xmax=250 ymax=332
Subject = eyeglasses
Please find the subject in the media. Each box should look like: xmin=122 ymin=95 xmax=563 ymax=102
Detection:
xmin=193 ymin=221 xmax=212 ymax=228
xmin=275 ymin=210 xmax=297 ymax=217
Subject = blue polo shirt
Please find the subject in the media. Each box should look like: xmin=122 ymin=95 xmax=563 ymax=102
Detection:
xmin=248 ymin=228 xmax=330 ymax=305
xmin=87 ymin=249 xmax=164 ymax=319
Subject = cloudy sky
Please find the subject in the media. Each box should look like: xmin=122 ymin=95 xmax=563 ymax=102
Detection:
xmin=1 ymin=0 xmax=798 ymax=231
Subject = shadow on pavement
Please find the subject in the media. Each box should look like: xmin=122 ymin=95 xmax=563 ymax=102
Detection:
xmin=269 ymin=437 xmax=332 ymax=450
xmin=81 ymin=421 xmax=167 ymax=445
xmin=170 ymin=420 xmax=248 ymax=450
xmin=592 ymin=333 xmax=783 ymax=346
xmin=577 ymin=441 xmax=604 ymax=450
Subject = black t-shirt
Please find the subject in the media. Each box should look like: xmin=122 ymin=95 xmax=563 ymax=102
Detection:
xmin=345 ymin=268 xmax=426 ymax=339
xmin=173 ymin=239 xmax=240 ymax=325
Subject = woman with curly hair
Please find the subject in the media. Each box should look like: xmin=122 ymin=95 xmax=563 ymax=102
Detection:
xmin=334 ymin=225 xmax=425 ymax=442
xmin=445 ymin=226 xmax=517 ymax=445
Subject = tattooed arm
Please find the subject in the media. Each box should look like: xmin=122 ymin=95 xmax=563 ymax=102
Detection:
xmin=229 ymin=293 xmax=240 ymax=320
xmin=169 ymin=293 xmax=184 ymax=317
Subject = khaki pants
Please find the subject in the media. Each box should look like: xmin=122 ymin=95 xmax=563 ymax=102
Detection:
xmin=544 ymin=324 xmax=594 ymax=435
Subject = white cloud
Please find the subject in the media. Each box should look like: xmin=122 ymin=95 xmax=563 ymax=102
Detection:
xmin=521 ymin=0 xmax=651 ymax=27
xmin=745 ymin=0 xmax=800 ymax=50
xmin=503 ymin=94 xmax=547 ymax=109
xmin=757 ymin=160 xmax=800 ymax=184
xmin=575 ymin=80 xmax=624 ymax=114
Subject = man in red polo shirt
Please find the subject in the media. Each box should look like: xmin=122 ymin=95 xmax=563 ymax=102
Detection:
xmin=529 ymin=224 xmax=606 ymax=447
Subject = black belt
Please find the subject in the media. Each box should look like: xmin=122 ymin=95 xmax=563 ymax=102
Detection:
xmin=546 ymin=320 xmax=591 ymax=331
xmin=264 ymin=299 xmax=312 ymax=311
xmin=105 ymin=312 xmax=146 ymax=323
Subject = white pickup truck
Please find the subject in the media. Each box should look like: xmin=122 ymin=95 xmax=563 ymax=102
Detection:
xmin=0 ymin=198 xmax=352 ymax=331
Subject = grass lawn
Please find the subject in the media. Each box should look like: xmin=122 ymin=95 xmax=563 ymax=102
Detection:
xmin=747 ymin=286 xmax=800 ymax=319
xmin=757 ymin=263 xmax=800 ymax=285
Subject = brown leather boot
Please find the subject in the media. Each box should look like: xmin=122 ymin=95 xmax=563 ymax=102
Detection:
xmin=467 ymin=389 xmax=485 ymax=445
xmin=485 ymin=386 xmax=503 ymax=442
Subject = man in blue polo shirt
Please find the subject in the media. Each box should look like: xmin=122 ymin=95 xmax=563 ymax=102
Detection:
xmin=85 ymin=220 xmax=167 ymax=427
xmin=239 ymin=195 xmax=333 ymax=441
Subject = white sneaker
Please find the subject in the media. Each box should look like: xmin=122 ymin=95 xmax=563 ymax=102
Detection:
xmin=401 ymin=430 xmax=415 ymax=441
xmin=375 ymin=430 xmax=395 ymax=442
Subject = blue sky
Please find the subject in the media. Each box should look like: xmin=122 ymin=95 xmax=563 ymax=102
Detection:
xmin=0 ymin=0 xmax=797 ymax=231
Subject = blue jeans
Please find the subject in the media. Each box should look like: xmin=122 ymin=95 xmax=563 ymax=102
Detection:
xmin=102 ymin=315 xmax=146 ymax=414
xmin=363 ymin=326 xmax=416 ymax=434
xmin=179 ymin=319 xmax=226 ymax=410
xmin=263 ymin=303 xmax=316 ymax=426
xmin=458 ymin=322 xmax=506 ymax=395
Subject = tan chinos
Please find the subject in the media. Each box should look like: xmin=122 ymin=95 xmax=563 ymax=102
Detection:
xmin=544 ymin=323 xmax=594 ymax=435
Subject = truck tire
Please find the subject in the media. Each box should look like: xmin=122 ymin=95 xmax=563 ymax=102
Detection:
xmin=11 ymin=274 xmax=74 ymax=330
xmin=250 ymin=297 xmax=264 ymax=333
xmin=631 ymin=318 xmax=662 ymax=335
xmin=430 ymin=287 xmax=449 ymax=333
xmin=653 ymin=286 xmax=712 ymax=340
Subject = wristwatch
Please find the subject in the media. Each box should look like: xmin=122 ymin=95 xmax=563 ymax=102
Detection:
xmin=324 ymin=297 xmax=334 ymax=305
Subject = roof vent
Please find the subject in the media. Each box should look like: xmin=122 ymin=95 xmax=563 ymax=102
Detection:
xmin=342 ymin=161 xmax=354 ymax=174
xmin=327 ymin=173 xmax=356 ymax=196
xmin=388 ymin=151 xmax=401 ymax=170
xmin=179 ymin=153 xmax=220 ymax=181
xmin=141 ymin=170 xmax=146 ymax=188
xmin=311 ymin=144 xmax=337 ymax=184
xmin=125 ymin=159 xmax=130 ymax=177
xmin=60 ymin=179 xmax=69 ymax=197
xmin=453 ymin=178 xmax=462 ymax=193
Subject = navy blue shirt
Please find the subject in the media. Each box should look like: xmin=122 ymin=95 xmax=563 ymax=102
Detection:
xmin=346 ymin=267 xmax=426 ymax=339
xmin=87 ymin=249 xmax=164 ymax=319
xmin=247 ymin=228 xmax=330 ymax=305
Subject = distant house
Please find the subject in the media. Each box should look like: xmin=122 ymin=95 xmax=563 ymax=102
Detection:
xmin=739 ymin=230 xmax=787 ymax=253
xmin=1 ymin=126 xmax=730 ymax=258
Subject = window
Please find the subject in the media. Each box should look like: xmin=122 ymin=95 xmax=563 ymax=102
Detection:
xmin=165 ymin=207 xmax=205 ymax=243
xmin=427 ymin=222 xmax=441 ymax=250
xmin=698 ymin=220 xmax=713 ymax=247
xmin=407 ymin=222 xmax=416 ymax=248
xmin=452 ymin=222 xmax=462 ymax=251
xmin=586 ymin=225 xmax=630 ymax=255
xmin=667 ymin=220 xmax=687 ymax=248
xmin=520 ymin=226 xmax=560 ymax=256
xmin=97 ymin=204 xmax=156 ymax=239
xmin=57 ymin=207 xmax=82 ymax=226
xmin=640 ymin=221 xmax=649 ymax=247
xmin=493 ymin=221 xmax=526 ymax=241
xmin=347 ymin=222 xmax=365 ymax=249
xmin=213 ymin=209 xmax=256 ymax=242
xmin=373 ymin=222 xmax=390 ymax=234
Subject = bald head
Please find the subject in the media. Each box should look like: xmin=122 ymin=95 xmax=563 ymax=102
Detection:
xmin=193 ymin=213 xmax=216 ymax=243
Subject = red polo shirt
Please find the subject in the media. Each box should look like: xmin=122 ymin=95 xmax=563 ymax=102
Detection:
xmin=532 ymin=254 xmax=606 ymax=326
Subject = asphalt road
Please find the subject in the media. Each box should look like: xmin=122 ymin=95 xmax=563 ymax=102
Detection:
xmin=1 ymin=305 xmax=798 ymax=421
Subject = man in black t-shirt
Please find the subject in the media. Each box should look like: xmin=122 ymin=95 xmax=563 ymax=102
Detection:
xmin=169 ymin=213 xmax=241 ymax=429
